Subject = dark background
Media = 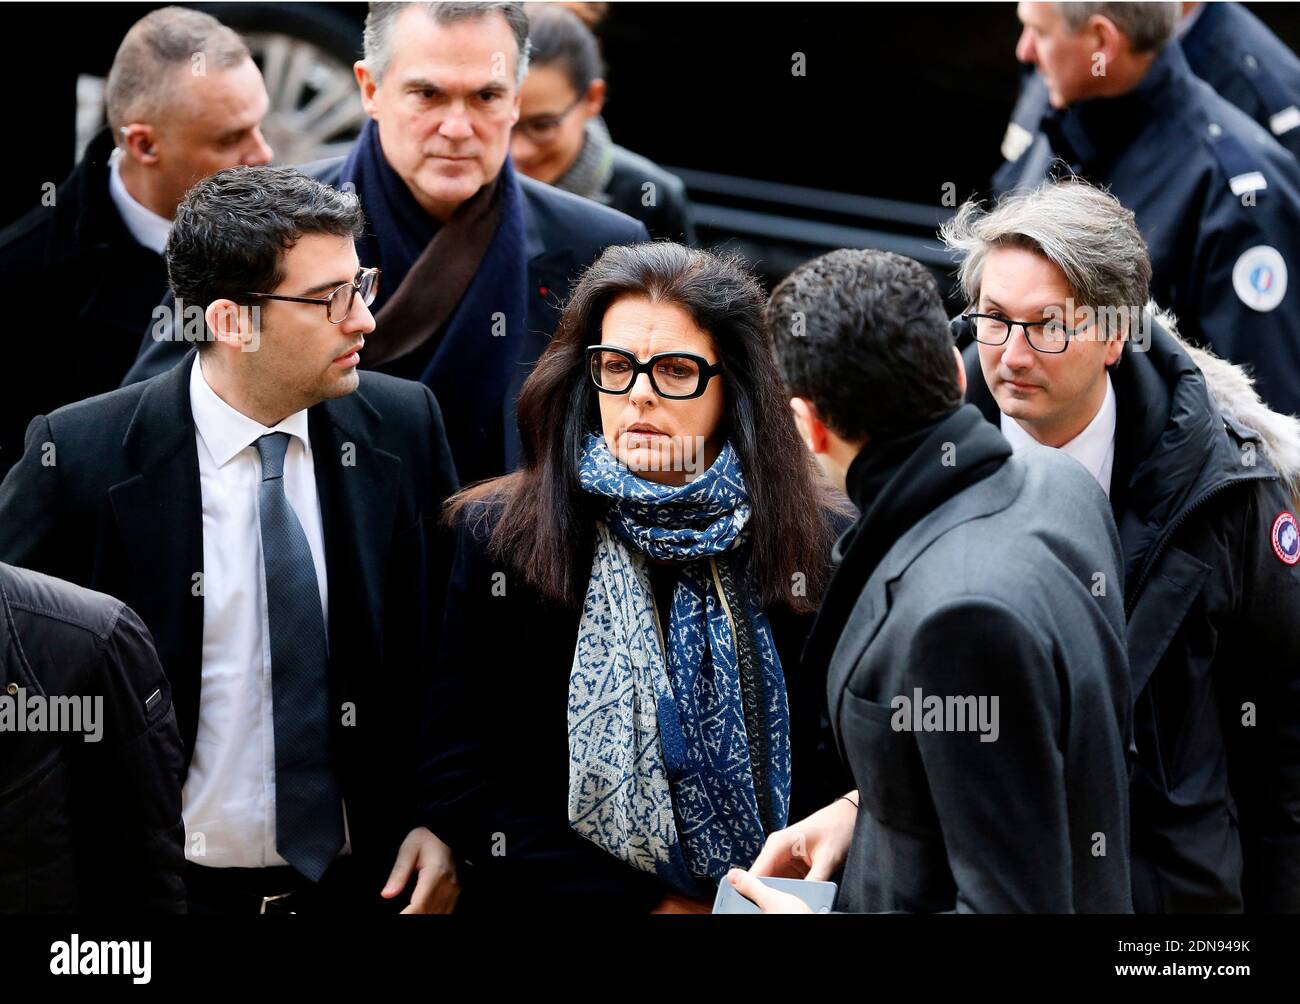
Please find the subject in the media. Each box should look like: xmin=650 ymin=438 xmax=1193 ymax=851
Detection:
xmin=10 ymin=2 xmax=1300 ymax=262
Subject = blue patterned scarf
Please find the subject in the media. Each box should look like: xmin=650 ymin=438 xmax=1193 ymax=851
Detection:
xmin=567 ymin=433 xmax=791 ymax=896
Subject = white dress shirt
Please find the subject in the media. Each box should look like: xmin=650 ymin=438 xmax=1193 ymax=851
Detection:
xmin=1000 ymin=374 xmax=1118 ymax=497
xmin=182 ymin=355 xmax=348 ymax=867
xmin=107 ymin=148 xmax=171 ymax=255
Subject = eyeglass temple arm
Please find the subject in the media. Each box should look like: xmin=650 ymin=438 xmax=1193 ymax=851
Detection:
xmin=243 ymin=270 xmax=376 ymax=305
xmin=243 ymin=292 xmax=330 ymax=305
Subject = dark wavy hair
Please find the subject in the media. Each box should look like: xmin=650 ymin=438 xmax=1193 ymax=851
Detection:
xmin=166 ymin=165 xmax=364 ymax=350
xmin=446 ymin=242 xmax=847 ymax=613
xmin=768 ymin=248 xmax=962 ymax=442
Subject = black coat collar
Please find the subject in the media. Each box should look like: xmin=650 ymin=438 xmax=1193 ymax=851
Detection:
xmin=962 ymin=317 xmax=1278 ymax=605
xmin=43 ymin=127 xmax=144 ymax=268
xmin=804 ymin=405 xmax=1012 ymax=711
xmin=1041 ymin=42 xmax=1196 ymax=173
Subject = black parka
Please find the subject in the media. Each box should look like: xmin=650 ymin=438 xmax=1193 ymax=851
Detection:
xmin=0 ymin=562 xmax=186 ymax=913
xmin=965 ymin=312 xmax=1300 ymax=913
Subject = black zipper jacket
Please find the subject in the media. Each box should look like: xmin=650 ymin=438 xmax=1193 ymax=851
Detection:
xmin=965 ymin=310 xmax=1300 ymax=912
xmin=0 ymin=562 xmax=185 ymax=913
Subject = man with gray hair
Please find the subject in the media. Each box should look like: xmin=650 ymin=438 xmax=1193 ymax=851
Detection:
xmin=944 ymin=178 xmax=1300 ymax=913
xmin=1003 ymin=4 xmax=1300 ymax=170
xmin=0 ymin=6 xmax=272 ymax=483
xmin=994 ymin=2 xmax=1300 ymax=417
xmin=126 ymin=1 xmax=649 ymax=486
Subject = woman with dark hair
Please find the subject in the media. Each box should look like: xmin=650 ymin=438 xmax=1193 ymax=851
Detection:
xmin=423 ymin=242 xmax=849 ymax=912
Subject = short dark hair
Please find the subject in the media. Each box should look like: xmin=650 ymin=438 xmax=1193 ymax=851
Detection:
xmin=166 ymin=165 xmax=365 ymax=346
xmin=767 ymin=249 xmax=962 ymax=442
xmin=529 ymin=4 xmax=605 ymax=94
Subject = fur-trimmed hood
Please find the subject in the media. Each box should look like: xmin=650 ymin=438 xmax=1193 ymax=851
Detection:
xmin=1146 ymin=303 xmax=1300 ymax=503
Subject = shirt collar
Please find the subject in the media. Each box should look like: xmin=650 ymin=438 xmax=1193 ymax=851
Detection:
xmin=189 ymin=355 xmax=312 ymax=469
xmin=1000 ymin=374 xmax=1117 ymax=492
xmin=107 ymin=148 xmax=172 ymax=255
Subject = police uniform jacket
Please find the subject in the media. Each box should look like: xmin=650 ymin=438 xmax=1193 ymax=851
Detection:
xmin=994 ymin=42 xmax=1300 ymax=416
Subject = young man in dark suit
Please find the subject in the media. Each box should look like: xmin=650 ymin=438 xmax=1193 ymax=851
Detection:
xmin=0 ymin=166 xmax=460 ymax=914
xmin=730 ymin=248 xmax=1134 ymax=913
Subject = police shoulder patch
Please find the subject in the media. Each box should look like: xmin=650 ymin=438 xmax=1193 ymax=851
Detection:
xmin=1272 ymin=511 xmax=1300 ymax=566
xmin=1232 ymin=245 xmax=1288 ymax=311
xmin=1210 ymin=130 xmax=1269 ymax=197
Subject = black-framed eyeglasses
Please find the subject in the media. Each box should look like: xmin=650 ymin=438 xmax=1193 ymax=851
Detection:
xmin=963 ymin=311 xmax=1088 ymax=355
xmin=585 ymin=345 xmax=723 ymax=400
xmin=513 ymin=95 xmax=583 ymax=145
xmin=244 ymin=267 xmax=381 ymax=324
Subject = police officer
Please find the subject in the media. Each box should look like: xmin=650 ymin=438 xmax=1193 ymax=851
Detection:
xmin=997 ymin=2 xmax=1300 ymax=417
xmin=996 ymin=3 xmax=1300 ymax=186
xmin=943 ymin=179 xmax=1300 ymax=912
xmin=1180 ymin=2 xmax=1300 ymax=162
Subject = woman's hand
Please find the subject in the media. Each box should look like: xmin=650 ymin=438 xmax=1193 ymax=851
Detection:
xmin=749 ymin=792 xmax=859 ymax=881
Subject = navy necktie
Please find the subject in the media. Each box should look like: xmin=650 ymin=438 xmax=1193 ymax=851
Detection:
xmin=255 ymin=432 xmax=344 ymax=881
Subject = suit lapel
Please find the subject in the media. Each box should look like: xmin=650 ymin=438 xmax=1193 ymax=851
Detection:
xmin=825 ymin=459 xmax=1025 ymax=744
xmin=107 ymin=352 xmax=205 ymax=760
xmin=502 ymin=240 xmax=578 ymax=471
xmin=527 ymin=252 xmax=575 ymax=335
xmin=309 ymin=389 xmax=403 ymax=710
xmin=519 ymin=182 xmax=581 ymax=359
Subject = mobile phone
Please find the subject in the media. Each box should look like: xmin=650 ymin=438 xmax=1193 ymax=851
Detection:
xmin=712 ymin=875 xmax=838 ymax=914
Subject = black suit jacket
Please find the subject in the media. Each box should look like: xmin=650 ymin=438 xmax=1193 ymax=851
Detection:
xmin=122 ymin=162 xmax=650 ymax=478
xmin=0 ymin=128 xmax=169 ymax=483
xmin=0 ymin=352 xmax=459 ymax=897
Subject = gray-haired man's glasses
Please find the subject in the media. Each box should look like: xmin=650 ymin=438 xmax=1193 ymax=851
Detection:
xmin=964 ymin=311 xmax=1088 ymax=355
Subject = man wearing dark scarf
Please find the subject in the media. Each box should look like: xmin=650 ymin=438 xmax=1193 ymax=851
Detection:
xmin=124 ymin=2 xmax=648 ymax=485
xmin=729 ymin=248 xmax=1134 ymax=914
